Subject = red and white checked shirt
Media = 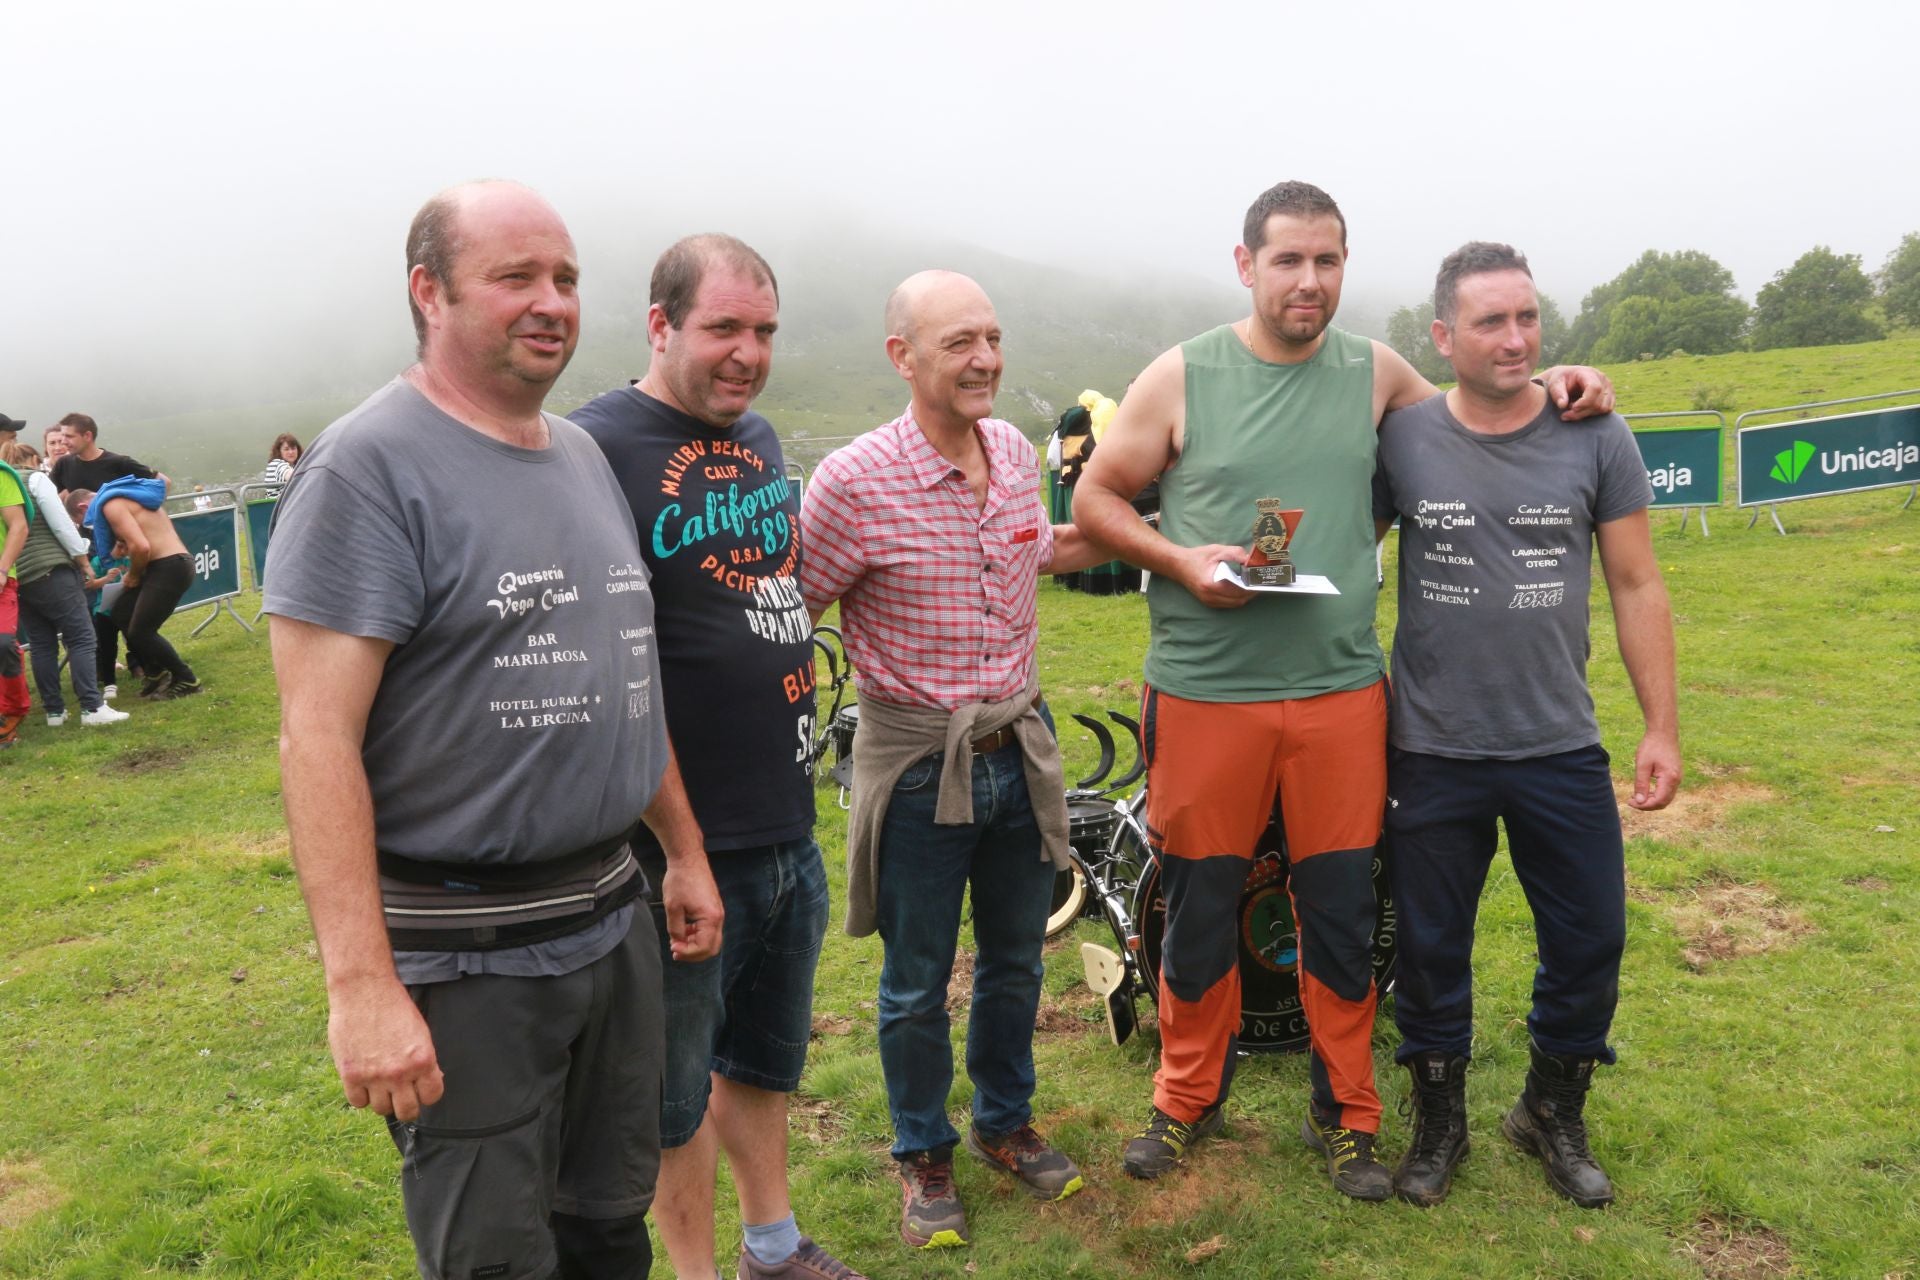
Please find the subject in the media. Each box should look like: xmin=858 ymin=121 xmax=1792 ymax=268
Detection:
xmin=800 ymin=408 xmax=1055 ymax=711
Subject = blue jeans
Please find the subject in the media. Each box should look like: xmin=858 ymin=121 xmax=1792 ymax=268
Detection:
xmin=874 ymin=732 xmax=1057 ymax=1160
xmin=639 ymin=837 xmax=829 ymax=1147
xmin=17 ymin=566 xmax=102 ymax=716
xmin=1385 ymin=745 xmax=1626 ymax=1064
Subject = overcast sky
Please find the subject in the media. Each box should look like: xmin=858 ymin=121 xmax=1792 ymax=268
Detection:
xmin=7 ymin=0 xmax=1916 ymax=419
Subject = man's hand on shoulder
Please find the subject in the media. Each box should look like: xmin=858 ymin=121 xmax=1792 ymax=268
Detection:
xmin=1542 ymin=366 xmax=1616 ymax=420
xmin=1175 ymin=542 xmax=1254 ymax=609
xmin=662 ymin=854 xmax=725 ymax=962
xmin=326 ymin=972 xmax=445 ymax=1122
xmin=1629 ymin=730 xmax=1682 ymax=811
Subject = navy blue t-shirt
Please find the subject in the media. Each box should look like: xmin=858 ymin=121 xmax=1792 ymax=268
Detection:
xmin=571 ymin=386 xmax=816 ymax=852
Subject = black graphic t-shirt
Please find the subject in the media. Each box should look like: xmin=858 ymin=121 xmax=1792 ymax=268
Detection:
xmin=571 ymin=386 xmax=816 ymax=852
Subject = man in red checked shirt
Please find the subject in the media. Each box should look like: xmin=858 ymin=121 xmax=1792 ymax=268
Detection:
xmin=800 ymin=270 xmax=1107 ymax=1252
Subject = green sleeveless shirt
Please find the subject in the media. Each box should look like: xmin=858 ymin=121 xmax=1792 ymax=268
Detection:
xmin=1143 ymin=323 xmax=1385 ymax=701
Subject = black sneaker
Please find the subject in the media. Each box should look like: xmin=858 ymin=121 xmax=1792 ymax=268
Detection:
xmin=1122 ymin=1103 xmax=1224 ymax=1179
xmin=1302 ymin=1110 xmax=1392 ymax=1201
xmin=138 ymin=672 xmax=174 ymax=700
xmin=965 ymin=1124 xmax=1085 ymax=1200
xmin=896 ymin=1150 xmax=967 ymax=1249
xmin=160 ymin=679 xmax=203 ymax=700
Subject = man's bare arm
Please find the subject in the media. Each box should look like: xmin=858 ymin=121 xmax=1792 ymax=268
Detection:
xmin=271 ymin=615 xmax=445 ymax=1122
xmin=1372 ymin=341 xmax=1439 ymax=421
xmin=638 ymin=745 xmax=724 ymax=962
xmin=1045 ymin=521 xmax=1108 ymax=575
xmin=1596 ymin=510 xmax=1681 ymax=810
xmin=1075 ymin=348 xmax=1251 ymax=608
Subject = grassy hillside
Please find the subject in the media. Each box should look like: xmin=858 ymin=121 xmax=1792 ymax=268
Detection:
xmin=102 ymin=303 xmax=1920 ymax=492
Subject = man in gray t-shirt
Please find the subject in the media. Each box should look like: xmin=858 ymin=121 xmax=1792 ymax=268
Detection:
xmin=265 ymin=181 xmax=723 ymax=1280
xmin=1370 ymin=242 xmax=1680 ymax=1213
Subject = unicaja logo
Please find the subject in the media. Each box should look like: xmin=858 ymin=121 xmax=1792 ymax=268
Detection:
xmin=1770 ymin=441 xmax=1815 ymax=484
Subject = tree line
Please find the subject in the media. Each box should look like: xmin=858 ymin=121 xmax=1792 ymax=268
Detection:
xmin=1386 ymin=233 xmax=1920 ymax=380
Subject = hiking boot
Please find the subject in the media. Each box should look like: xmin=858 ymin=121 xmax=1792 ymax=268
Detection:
xmin=737 ymin=1236 xmax=865 ymax=1279
xmin=1302 ymin=1109 xmax=1392 ymax=1201
xmin=1502 ymin=1039 xmax=1614 ymax=1208
xmin=82 ymin=705 xmax=131 ymax=726
xmin=160 ymin=679 xmax=202 ymax=700
xmin=138 ymin=672 xmax=173 ymax=699
xmin=897 ymin=1149 xmax=967 ymax=1249
xmin=1394 ymin=1052 xmax=1470 ymax=1207
xmin=0 ymin=713 xmax=23 ymax=747
xmin=1122 ymin=1103 xmax=1224 ymax=1179
xmin=965 ymin=1123 xmax=1085 ymax=1201
xmin=46 ymin=711 xmax=69 ymax=727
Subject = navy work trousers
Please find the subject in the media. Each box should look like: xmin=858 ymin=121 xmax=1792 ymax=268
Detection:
xmin=1384 ymin=744 xmax=1625 ymax=1064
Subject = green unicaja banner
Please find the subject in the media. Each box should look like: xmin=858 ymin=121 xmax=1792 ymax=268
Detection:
xmin=1737 ymin=405 xmax=1920 ymax=506
xmin=246 ymin=497 xmax=276 ymax=590
xmin=167 ymin=504 xmax=243 ymax=611
xmin=1631 ymin=426 xmax=1722 ymax=508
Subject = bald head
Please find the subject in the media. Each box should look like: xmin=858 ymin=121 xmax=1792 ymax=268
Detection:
xmin=884 ymin=269 xmax=990 ymax=344
xmin=405 ymin=180 xmax=570 ymax=352
xmin=883 ymin=270 xmax=1003 ymax=434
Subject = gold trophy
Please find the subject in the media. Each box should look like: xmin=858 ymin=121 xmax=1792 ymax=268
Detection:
xmin=1245 ymin=499 xmax=1303 ymax=587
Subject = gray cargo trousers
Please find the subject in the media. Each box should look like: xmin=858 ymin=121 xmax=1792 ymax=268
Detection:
xmin=387 ymin=909 xmax=664 ymax=1279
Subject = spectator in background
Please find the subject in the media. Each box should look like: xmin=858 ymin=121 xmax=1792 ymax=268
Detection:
xmin=264 ymin=433 xmax=303 ymax=488
xmin=89 ymin=476 xmax=201 ymax=699
xmin=0 ymin=435 xmax=33 ymax=746
xmin=66 ymin=489 xmax=131 ymax=700
xmin=43 ymin=426 xmax=70 ymax=473
xmin=0 ymin=444 xmax=128 ymax=727
xmin=50 ymin=413 xmax=167 ymax=496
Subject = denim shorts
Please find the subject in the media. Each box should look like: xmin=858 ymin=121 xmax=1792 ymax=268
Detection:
xmin=640 ymin=836 xmax=830 ymax=1147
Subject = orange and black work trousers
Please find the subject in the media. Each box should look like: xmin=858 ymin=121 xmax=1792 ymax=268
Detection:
xmin=1142 ymin=680 xmax=1387 ymax=1133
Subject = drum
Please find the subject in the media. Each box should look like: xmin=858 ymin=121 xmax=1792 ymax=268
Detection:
xmin=1130 ymin=824 xmax=1396 ymax=1054
xmin=1047 ymin=800 xmax=1121 ymax=938
xmin=827 ymin=703 xmax=860 ymax=790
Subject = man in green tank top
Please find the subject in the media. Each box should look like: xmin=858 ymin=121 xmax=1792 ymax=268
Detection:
xmin=1073 ymin=181 xmax=1613 ymax=1198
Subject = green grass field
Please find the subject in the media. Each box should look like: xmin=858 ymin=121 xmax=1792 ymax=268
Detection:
xmin=3 ymin=349 xmax=1916 ymax=1278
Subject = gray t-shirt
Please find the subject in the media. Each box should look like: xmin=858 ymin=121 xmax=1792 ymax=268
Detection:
xmin=264 ymin=377 xmax=669 ymax=864
xmin=1373 ymin=394 xmax=1652 ymax=759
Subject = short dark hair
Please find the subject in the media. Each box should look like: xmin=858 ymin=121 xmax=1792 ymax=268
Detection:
xmin=651 ymin=234 xmax=778 ymax=328
xmin=1243 ymin=181 xmax=1346 ymax=252
xmin=406 ymin=192 xmax=467 ymax=353
xmin=1433 ymin=241 xmax=1533 ymax=325
xmin=268 ymin=432 xmax=303 ymax=462
xmin=57 ymin=412 xmax=98 ymax=440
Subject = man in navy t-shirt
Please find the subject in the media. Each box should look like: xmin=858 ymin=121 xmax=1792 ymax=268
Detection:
xmin=571 ymin=235 xmax=860 ymax=1280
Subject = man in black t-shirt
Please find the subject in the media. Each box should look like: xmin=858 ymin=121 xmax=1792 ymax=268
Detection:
xmin=50 ymin=413 xmax=166 ymax=495
xmin=571 ymin=235 xmax=861 ymax=1280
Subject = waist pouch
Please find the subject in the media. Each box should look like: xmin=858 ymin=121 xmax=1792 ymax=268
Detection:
xmin=378 ymin=831 xmax=647 ymax=952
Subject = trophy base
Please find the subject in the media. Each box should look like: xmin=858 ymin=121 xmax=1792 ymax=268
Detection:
xmin=1244 ymin=561 xmax=1296 ymax=587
